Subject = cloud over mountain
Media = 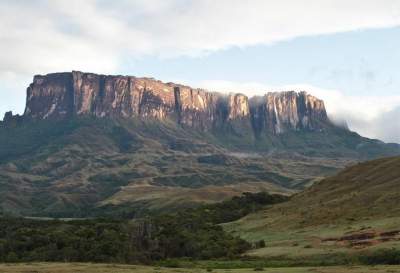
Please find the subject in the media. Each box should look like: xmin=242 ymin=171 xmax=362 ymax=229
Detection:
xmin=198 ymin=80 xmax=400 ymax=143
xmin=0 ymin=0 xmax=399 ymax=142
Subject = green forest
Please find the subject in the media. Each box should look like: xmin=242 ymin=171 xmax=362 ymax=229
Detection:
xmin=0 ymin=192 xmax=287 ymax=263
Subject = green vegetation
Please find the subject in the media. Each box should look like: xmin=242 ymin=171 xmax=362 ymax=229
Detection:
xmin=0 ymin=117 xmax=353 ymax=217
xmin=1 ymin=117 xmax=400 ymax=269
xmin=0 ymin=192 xmax=285 ymax=263
xmin=2 ymin=263 xmax=400 ymax=273
xmin=143 ymin=192 xmax=287 ymax=260
xmin=0 ymin=218 xmax=129 ymax=263
xmin=359 ymin=248 xmax=400 ymax=265
xmin=180 ymin=191 xmax=288 ymax=225
xmin=1 ymin=115 xmax=399 ymax=217
xmin=0 ymin=118 xmax=80 ymax=163
xmin=224 ymin=157 xmax=400 ymax=266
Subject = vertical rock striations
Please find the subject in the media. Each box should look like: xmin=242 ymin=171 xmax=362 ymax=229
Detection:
xmin=21 ymin=71 xmax=330 ymax=136
xmin=250 ymin=91 xmax=328 ymax=135
xmin=227 ymin=94 xmax=250 ymax=120
xmin=173 ymin=86 xmax=220 ymax=130
xmin=25 ymin=73 xmax=74 ymax=119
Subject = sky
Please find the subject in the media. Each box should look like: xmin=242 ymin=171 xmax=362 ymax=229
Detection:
xmin=1 ymin=0 xmax=400 ymax=142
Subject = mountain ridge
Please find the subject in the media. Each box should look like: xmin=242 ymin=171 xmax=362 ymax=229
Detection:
xmin=0 ymin=72 xmax=399 ymax=217
xmin=8 ymin=71 xmax=329 ymax=137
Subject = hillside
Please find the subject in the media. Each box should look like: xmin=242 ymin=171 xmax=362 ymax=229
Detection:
xmin=225 ymin=156 xmax=400 ymax=261
xmin=0 ymin=117 xmax=346 ymax=217
xmin=0 ymin=72 xmax=399 ymax=217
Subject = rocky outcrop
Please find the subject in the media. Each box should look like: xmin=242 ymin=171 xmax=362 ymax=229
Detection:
xmin=22 ymin=71 xmax=330 ymax=135
xmin=1 ymin=111 xmax=23 ymax=127
xmin=250 ymin=91 xmax=328 ymax=135
xmin=227 ymin=94 xmax=250 ymax=120
xmin=25 ymin=73 xmax=74 ymax=119
xmin=173 ymin=86 xmax=220 ymax=130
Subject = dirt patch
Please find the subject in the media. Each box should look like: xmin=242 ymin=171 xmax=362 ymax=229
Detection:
xmin=340 ymin=231 xmax=376 ymax=241
xmin=321 ymin=229 xmax=400 ymax=249
xmin=381 ymin=230 xmax=400 ymax=237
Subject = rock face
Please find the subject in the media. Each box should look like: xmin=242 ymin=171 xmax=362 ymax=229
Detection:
xmin=250 ymin=91 xmax=328 ymax=135
xmin=227 ymin=94 xmax=250 ymax=120
xmin=22 ymin=71 xmax=330 ymax=135
xmin=1 ymin=111 xmax=22 ymax=127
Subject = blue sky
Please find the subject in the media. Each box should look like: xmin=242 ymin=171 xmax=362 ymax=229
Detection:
xmin=1 ymin=0 xmax=400 ymax=142
xmin=122 ymin=27 xmax=400 ymax=96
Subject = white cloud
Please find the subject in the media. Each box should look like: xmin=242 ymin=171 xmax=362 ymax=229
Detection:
xmin=0 ymin=0 xmax=400 ymax=142
xmin=1 ymin=0 xmax=400 ymax=76
xmin=372 ymin=106 xmax=400 ymax=143
xmin=197 ymin=80 xmax=400 ymax=143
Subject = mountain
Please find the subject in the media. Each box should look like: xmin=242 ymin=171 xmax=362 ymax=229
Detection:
xmin=0 ymin=71 xmax=399 ymax=217
xmin=225 ymin=156 xmax=400 ymax=261
xmin=23 ymin=71 xmax=327 ymax=135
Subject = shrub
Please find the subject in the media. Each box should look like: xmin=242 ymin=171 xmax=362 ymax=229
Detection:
xmin=359 ymin=248 xmax=400 ymax=265
xmin=254 ymin=240 xmax=266 ymax=248
xmin=162 ymin=259 xmax=180 ymax=268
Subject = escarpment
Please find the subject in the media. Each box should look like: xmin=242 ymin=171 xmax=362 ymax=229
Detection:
xmin=20 ymin=71 xmax=330 ymax=135
xmin=249 ymin=91 xmax=328 ymax=135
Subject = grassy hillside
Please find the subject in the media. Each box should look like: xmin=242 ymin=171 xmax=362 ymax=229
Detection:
xmin=0 ymin=117 xmax=398 ymax=217
xmin=225 ymin=157 xmax=400 ymax=262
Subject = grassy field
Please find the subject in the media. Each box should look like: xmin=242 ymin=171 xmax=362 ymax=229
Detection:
xmin=1 ymin=263 xmax=400 ymax=273
xmin=224 ymin=157 xmax=400 ymax=263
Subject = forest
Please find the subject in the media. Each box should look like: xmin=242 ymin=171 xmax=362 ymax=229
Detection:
xmin=0 ymin=192 xmax=287 ymax=263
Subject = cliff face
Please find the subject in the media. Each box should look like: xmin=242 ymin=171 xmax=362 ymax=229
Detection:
xmin=250 ymin=91 xmax=328 ymax=135
xmin=22 ymin=71 xmax=329 ymax=135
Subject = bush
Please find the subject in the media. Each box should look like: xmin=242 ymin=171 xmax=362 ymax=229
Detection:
xmin=359 ymin=248 xmax=400 ymax=265
xmin=254 ymin=240 xmax=266 ymax=248
xmin=162 ymin=259 xmax=181 ymax=268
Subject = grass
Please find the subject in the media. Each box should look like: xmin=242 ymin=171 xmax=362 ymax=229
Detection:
xmin=223 ymin=157 xmax=400 ymax=264
xmin=1 ymin=263 xmax=400 ymax=273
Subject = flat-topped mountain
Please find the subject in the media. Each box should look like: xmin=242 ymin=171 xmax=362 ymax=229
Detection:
xmin=0 ymin=72 xmax=399 ymax=217
xmin=22 ymin=71 xmax=328 ymax=135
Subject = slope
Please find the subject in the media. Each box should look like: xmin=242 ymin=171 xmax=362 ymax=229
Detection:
xmin=225 ymin=156 xmax=400 ymax=261
xmin=0 ymin=117 xmax=321 ymax=217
